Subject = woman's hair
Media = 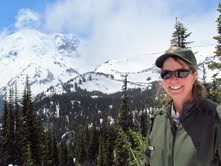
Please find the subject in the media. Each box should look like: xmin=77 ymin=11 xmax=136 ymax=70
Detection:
xmin=157 ymin=57 xmax=207 ymax=105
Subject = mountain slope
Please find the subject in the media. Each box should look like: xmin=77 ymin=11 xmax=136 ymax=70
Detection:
xmin=0 ymin=29 xmax=88 ymax=96
xmin=0 ymin=28 xmax=219 ymax=99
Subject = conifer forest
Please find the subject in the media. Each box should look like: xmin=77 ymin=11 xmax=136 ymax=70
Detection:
xmin=1 ymin=2 xmax=221 ymax=166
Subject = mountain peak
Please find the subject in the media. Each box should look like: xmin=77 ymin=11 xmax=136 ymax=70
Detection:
xmin=0 ymin=29 xmax=87 ymax=97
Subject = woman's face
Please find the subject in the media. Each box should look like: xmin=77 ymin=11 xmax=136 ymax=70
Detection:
xmin=161 ymin=57 xmax=197 ymax=103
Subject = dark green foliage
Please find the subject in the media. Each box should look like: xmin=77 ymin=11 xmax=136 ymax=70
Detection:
xmin=140 ymin=110 xmax=148 ymax=137
xmin=118 ymin=76 xmax=130 ymax=132
xmin=52 ymin=135 xmax=60 ymax=165
xmin=114 ymin=129 xmax=130 ymax=166
xmin=214 ymin=2 xmax=221 ymax=57
xmin=97 ymin=119 xmax=117 ymax=166
xmin=128 ymin=129 xmax=147 ymax=165
xmin=14 ymin=84 xmax=24 ymax=165
xmin=170 ymin=17 xmax=193 ymax=48
xmin=209 ymin=2 xmax=221 ymax=103
xmin=74 ymin=130 xmax=88 ymax=165
xmin=97 ymin=137 xmax=105 ymax=166
xmin=209 ymin=74 xmax=221 ymax=102
xmin=1 ymin=94 xmax=9 ymax=166
xmin=4 ymin=88 xmax=15 ymax=165
xmin=44 ymin=128 xmax=59 ymax=166
xmin=60 ymin=142 xmax=69 ymax=166
xmin=22 ymin=76 xmax=43 ymax=165
xmin=114 ymin=76 xmax=131 ymax=165
xmin=26 ymin=143 xmax=34 ymax=166
xmin=88 ymin=123 xmax=99 ymax=165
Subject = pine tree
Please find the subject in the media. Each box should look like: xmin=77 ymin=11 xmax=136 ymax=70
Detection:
xmin=97 ymin=137 xmax=105 ymax=166
xmin=213 ymin=2 xmax=221 ymax=58
xmin=128 ymin=129 xmax=147 ymax=166
xmin=103 ymin=122 xmax=116 ymax=166
xmin=170 ymin=17 xmax=193 ymax=48
xmin=44 ymin=128 xmax=54 ymax=166
xmin=1 ymin=94 xmax=9 ymax=166
xmin=118 ymin=75 xmax=130 ymax=132
xmin=88 ymin=123 xmax=99 ymax=165
xmin=114 ymin=129 xmax=130 ymax=166
xmin=139 ymin=110 xmax=148 ymax=137
xmin=114 ymin=76 xmax=130 ymax=165
xmin=60 ymin=141 xmax=69 ymax=166
xmin=208 ymin=2 xmax=221 ymax=103
xmin=22 ymin=75 xmax=43 ymax=165
xmin=52 ymin=135 xmax=59 ymax=165
xmin=14 ymin=83 xmax=24 ymax=165
xmin=26 ymin=143 xmax=34 ymax=166
xmin=210 ymin=74 xmax=221 ymax=102
xmin=75 ymin=129 xmax=88 ymax=165
xmin=4 ymin=88 xmax=15 ymax=165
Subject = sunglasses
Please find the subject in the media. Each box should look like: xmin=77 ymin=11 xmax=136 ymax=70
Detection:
xmin=160 ymin=69 xmax=193 ymax=80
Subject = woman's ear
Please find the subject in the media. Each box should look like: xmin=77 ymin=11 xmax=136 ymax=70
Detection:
xmin=193 ymin=72 xmax=198 ymax=83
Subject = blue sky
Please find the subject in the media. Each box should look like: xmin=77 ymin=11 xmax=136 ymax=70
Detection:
xmin=0 ymin=0 xmax=220 ymax=65
xmin=0 ymin=0 xmax=52 ymax=29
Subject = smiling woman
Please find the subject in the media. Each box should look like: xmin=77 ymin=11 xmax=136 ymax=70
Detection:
xmin=145 ymin=46 xmax=221 ymax=166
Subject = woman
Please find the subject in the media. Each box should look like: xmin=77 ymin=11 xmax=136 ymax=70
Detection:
xmin=145 ymin=46 xmax=221 ymax=166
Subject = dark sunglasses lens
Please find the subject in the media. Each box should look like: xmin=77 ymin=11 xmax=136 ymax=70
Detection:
xmin=175 ymin=70 xmax=191 ymax=78
xmin=161 ymin=69 xmax=192 ymax=79
xmin=161 ymin=71 xmax=172 ymax=79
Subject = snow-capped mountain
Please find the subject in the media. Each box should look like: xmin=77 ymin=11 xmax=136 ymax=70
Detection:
xmin=41 ymin=45 xmax=219 ymax=98
xmin=0 ymin=29 xmax=88 ymax=97
xmin=0 ymin=28 xmax=219 ymax=98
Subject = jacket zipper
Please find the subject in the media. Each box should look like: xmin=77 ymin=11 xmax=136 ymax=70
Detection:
xmin=171 ymin=124 xmax=178 ymax=166
xmin=167 ymin=110 xmax=177 ymax=166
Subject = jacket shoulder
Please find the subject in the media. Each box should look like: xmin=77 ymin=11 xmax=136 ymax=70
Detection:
xmin=216 ymin=105 xmax=221 ymax=120
xmin=198 ymin=98 xmax=221 ymax=121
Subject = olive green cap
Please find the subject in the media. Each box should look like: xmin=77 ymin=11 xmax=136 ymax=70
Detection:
xmin=155 ymin=47 xmax=197 ymax=68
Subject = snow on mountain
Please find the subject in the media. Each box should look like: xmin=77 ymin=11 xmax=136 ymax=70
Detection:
xmin=41 ymin=45 xmax=218 ymax=99
xmin=95 ymin=45 xmax=218 ymax=84
xmin=43 ymin=72 xmax=149 ymax=97
xmin=0 ymin=28 xmax=219 ymax=98
xmin=0 ymin=29 xmax=88 ymax=96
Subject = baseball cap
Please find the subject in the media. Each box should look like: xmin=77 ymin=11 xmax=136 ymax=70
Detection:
xmin=155 ymin=46 xmax=197 ymax=68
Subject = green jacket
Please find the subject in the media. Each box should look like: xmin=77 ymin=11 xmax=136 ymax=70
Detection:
xmin=145 ymin=99 xmax=221 ymax=166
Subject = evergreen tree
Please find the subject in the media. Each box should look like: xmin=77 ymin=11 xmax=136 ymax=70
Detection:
xmin=208 ymin=2 xmax=221 ymax=103
xmin=44 ymin=128 xmax=54 ymax=166
xmin=22 ymin=75 xmax=43 ymax=165
xmin=4 ymin=88 xmax=15 ymax=165
xmin=128 ymin=129 xmax=147 ymax=166
xmin=103 ymin=121 xmax=116 ymax=166
xmin=26 ymin=143 xmax=34 ymax=166
xmin=118 ymin=75 xmax=130 ymax=132
xmin=114 ymin=129 xmax=130 ymax=166
xmin=78 ymin=131 xmax=88 ymax=165
xmin=170 ymin=17 xmax=193 ymax=48
xmin=60 ymin=141 xmax=69 ymax=166
xmin=213 ymin=2 xmax=221 ymax=59
xmin=14 ymin=83 xmax=24 ymax=165
xmin=97 ymin=137 xmax=105 ymax=166
xmin=114 ymin=76 xmax=130 ymax=165
xmin=210 ymin=74 xmax=221 ymax=102
xmin=52 ymin=135 xmax=59 ymax=166
xmin=1 ymin=94 xmax=9 ymax=166
xmin=88 ymin=123 xmax=99 ymax=165
xmin=139 ymin=110 xmax=148 ymax=137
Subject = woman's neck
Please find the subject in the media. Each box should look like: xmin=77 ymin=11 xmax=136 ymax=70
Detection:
xmin=172 ymin=95 xmax=192 ymax=115
xmin=173 ymin=102 xmax=183 ymax=116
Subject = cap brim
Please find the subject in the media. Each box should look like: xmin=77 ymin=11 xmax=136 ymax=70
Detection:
xmin=155 ymin=53 xmax=194 ymax=68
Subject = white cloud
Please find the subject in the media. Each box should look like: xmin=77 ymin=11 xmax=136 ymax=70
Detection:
xmin=20 ymin=0 xmax=220 ymax=67
xmin=0 ymin=28 xmax=9 ymax=41
xmin=15 ymin=8 xmax=41 ymax=29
